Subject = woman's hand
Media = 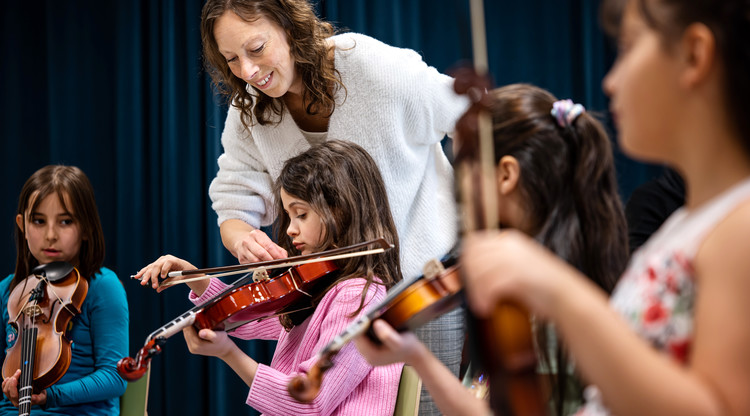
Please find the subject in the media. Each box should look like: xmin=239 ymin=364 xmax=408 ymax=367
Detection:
xmin=221 ymin=220 xmax=288 ymax=263
xmin=461 ymin=229 xmax=583 ymax=320
xmin=354 ymin=320 xmax=427 ymax=367
xmin=182 ymin=326 xmax=237 ymax=359
xmin=2 ymin=369 xmax=47 ymax=407
xmin=133 ymin=255 xmax=205 ymax=294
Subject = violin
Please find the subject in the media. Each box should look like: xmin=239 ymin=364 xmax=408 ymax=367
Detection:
xmin=288 ymin=253 xmax=463 ymax=402
xmin=2 ymin=262 xmax=88 ymax=415
xmin=118 ymin=238 xmax=392 ymax=381
xmin=453 ymin=1 xmax=547 ymax=414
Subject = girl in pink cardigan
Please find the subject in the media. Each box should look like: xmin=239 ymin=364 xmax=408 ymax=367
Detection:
xmin=137 ymin=141 xmax=403 ymax=415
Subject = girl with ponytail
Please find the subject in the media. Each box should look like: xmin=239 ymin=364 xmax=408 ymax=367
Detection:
xmin=354 ymin=83 xmax=629 ymax=415
xmin=463 ymin=0 xmax=750 ymax=414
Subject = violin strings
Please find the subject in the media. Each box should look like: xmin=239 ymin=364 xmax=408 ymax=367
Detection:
xmin=44 ymin=280 xmax=78 ymax=316
xmin=19 ymin=296 xmax=38 ymax=411
xmin=10 ymin=288 xmax=36 ymax=323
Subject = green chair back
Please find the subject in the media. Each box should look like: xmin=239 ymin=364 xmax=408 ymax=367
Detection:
xmin=120 ymin=367 xmax=150 ymax=416
xmin=393 ymin=365 xmax=421 ymax=416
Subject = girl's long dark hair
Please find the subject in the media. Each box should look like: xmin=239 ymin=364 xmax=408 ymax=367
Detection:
xmin=273 ymin=140 xmax=402 ymax=329
xmin=14 ymin=165 xmax=105 ymax=289
xmin=489 ymin=84 xmax=629 ymax=414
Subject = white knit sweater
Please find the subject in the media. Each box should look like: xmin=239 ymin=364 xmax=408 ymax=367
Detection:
xmin=209 ymin=33 xmax=468 ymax=280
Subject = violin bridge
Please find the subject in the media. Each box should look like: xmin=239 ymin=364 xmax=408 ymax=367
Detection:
xmin=252 ymin=268 xmax=270 ymax=282
xmin=22 ymin=304 xmax=43 ymax=318
xmin=422 ymin=258 xmax=445 ymax=280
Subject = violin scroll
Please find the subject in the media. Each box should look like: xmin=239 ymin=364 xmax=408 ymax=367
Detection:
xmin=288 ymin=354 xmax=334 ymax=402
xmin=117 ymin=338 xmax=165 ymax=381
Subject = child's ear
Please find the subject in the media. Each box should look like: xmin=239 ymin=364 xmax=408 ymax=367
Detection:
xmin=15 ymin=214 xmax=24 ymax=232
xmin=496 ymin=156 xmax=520 ymax=196
xmin=679 ymin=22 xmax=716 ymax=89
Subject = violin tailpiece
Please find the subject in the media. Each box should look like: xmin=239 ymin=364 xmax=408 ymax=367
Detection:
xmin=252 ymin=268 xmax=270 ymax=282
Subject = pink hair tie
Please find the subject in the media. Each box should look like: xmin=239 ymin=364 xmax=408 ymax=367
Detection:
xmin=551 ymin=99 xmax=585 ymax=128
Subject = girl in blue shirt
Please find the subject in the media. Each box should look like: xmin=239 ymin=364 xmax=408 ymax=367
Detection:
xmin=0 ymin=165 xmax=128 ymax=415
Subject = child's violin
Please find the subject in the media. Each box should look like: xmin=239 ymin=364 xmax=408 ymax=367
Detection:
xmin=451 ymin=0 xmax=547 ymax=411
xmin=288 ymin=253 xmax=463 ymax=402
xmin=2 ymin=262 xmax=89 ymax=415
xmin=117 ymin=238 xmax=393 ymax=382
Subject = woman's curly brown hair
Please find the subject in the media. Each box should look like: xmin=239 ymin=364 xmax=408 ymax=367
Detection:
xmin=201 ymin=0 xmax=345 ymax=128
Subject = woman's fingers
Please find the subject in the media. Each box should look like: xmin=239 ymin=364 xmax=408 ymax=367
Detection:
xmin=235 ymin=229 xmax=287 ymax=263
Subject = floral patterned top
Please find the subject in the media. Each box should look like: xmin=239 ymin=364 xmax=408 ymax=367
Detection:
xmin=575 ymin=177 xmax=750 ymax=415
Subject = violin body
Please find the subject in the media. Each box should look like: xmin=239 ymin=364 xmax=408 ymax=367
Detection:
xmin=377 ymin=263 xmax=462 ymax=333
xmin=471 ymin=303 xmax=547 ymax=415
xmin=2 ymin=264 xmax=88 ymax=399
xmin=194 ymin=260 xmax=339 ymax=331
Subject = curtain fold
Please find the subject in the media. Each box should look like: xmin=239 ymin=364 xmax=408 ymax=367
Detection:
xmin=0 ymin=1 xmax=661 ymax=415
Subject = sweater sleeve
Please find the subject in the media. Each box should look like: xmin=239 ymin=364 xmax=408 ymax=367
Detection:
xmin=398 ymin=49 xmax=468 ymax=144
xmin=188 ymin=277 xmax=283 ymax=340
xmin=341 ymin=34 xmax=468 ymax=146
xmin=246 ymin=279 xmax=385 ymax=415
xmin=208 ymin=104 xmax=276 ymax=228
xmin=45 ymin=269 xmax=129 ymax=408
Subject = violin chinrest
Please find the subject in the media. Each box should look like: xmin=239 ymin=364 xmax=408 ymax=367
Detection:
xmin=32 ymin=261 xmax=75 ymax=283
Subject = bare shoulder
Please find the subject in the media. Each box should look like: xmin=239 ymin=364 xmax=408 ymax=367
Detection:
xmin=692 ymin=199 xmax=750 ymax=415
xmin=697 ymin=198 xmax=750 ymax=276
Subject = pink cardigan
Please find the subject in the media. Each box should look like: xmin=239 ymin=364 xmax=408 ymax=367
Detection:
xmin=190 ymin=276 xmax=403 ymax=416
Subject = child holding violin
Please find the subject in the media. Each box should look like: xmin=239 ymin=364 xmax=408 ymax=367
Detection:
xmin=0 ymin=165 xmax=129 ymax=415
xmin=461 ymin=0 xmax=750 ymax=415
xmin=354 ymin=84 xmax=630 ymax=415
xmin=136 ymin=140 xmax=403 ymax=415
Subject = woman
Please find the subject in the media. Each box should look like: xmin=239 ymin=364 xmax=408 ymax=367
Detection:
xmin=198 ymin=1 xmax=468 ymax=413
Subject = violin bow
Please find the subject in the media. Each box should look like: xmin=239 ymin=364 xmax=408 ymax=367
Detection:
xmin=468 ymin=0 xmax=498 ymax=231
xmin=157 ymin=238 xmax=393 ymax=288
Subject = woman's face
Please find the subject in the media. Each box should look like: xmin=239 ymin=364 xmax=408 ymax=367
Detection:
xmin=214 ymin=11 xmax=301 ymax=97
xmin=602 ymin=0 xmax=683 ymax=162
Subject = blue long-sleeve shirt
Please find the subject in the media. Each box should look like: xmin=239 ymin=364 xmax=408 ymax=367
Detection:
xmin=0 ymin=267 xmax=129 ymax=415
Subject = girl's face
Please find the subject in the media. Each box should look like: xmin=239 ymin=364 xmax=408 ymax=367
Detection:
xmin=280 ymin=189 xmax=324 ymax=255
xmin=16 ymin=192 xmax=82 ymax=267
xmin=602 ymin=0 xmax=683 ymax=161
xmin=214 ymin=11 xmax=301 ymax=97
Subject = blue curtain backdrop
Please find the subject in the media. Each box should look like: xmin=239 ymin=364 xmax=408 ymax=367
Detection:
xmin=0 ymin=1 xmax=662 ymax=415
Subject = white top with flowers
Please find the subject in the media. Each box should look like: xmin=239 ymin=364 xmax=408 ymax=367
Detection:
xmin=575 ymin=176 xmax=750 ymax=415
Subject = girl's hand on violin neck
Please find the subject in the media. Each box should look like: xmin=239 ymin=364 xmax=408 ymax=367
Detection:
xmin=234 ymin=228 xmax=288 ymax=264
xmin=135 ymin=255 xmax=203 ymax=293
xmin=182 ymin=326 xmax=236 ymax=359
xmin=353 ymin=320 xmax=427 ymax=367
xmin=2 ymin=369 xmax=47 ymax=407
xmin=461 ymin=230 xmax=583 ymax=320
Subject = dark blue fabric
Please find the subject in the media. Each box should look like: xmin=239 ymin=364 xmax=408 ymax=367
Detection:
xmin=0 ymin=1 xmax=663 ymax=415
